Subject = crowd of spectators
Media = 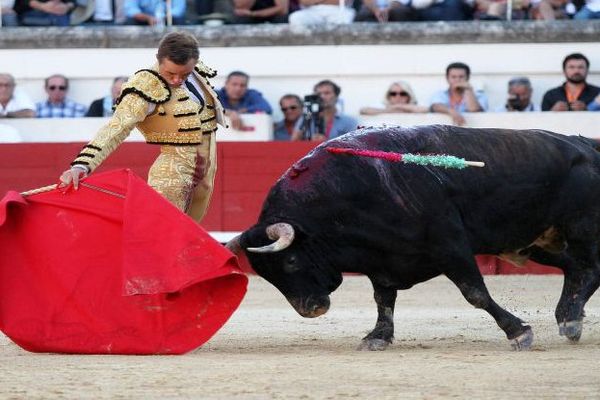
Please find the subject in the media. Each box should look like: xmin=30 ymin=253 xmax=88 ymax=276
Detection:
xmin=0 ymin=0 xmax=598 ymax=26
xmin=1 ymin=53 xmax=599 ymax=141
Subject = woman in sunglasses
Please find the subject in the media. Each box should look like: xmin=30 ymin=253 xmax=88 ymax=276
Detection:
xmin=360 ymin=81 xmax=428 ymax=115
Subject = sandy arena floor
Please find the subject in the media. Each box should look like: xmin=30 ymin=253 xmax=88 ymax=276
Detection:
xmin=1 ymin=275 xmax=600 ymax=399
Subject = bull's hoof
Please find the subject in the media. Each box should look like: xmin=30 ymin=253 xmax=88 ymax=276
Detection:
xmin=558 ymin=320 xmax=582 ymax=342
xmin=357 ymin=338 xmax=390 ymax=351
xmin=510 ymin=327 xmax=534 ymax=351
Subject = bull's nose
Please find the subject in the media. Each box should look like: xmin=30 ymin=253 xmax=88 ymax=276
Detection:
xmin=288 ymin=296 xmax=330 ymax=318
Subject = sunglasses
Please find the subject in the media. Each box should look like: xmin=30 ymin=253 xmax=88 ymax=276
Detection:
xmin=48 ymin=85 xmax=67 ymax=91
xmin=388 ymin=91 xmax=409 ymax=97
xmin=281 ymin=105 xmax=299 ymax=112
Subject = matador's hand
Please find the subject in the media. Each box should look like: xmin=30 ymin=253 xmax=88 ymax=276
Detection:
xmin=59 ymin=166 xmax=88 ymax=190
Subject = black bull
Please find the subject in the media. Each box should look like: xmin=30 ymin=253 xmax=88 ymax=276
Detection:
xmin=227 ymin=125 xmax=600 ymax=350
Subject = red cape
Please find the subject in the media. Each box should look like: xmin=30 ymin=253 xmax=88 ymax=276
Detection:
xmin=0 ymin=169 xmax=247 ymax=355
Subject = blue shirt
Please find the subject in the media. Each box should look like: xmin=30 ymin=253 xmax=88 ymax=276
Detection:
xmin=36 ymin=99 xmax=87 ymax=118
xmin=327 ymin=114 xmax=358 ymax=139
xmin=588 ymin=100 xmax=600 ymax=111
xmin=429 ymin=89 xmax=489 ymax=112
xmin=215 ymin=88 xmax=273 ymax=114
xmin=124 ymin=0 xmax=186 ymax=18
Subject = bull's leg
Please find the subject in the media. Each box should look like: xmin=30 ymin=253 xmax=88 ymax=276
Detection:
xmin=444 ymin=261 xmax=533 ymax=351
xmin=529 ymin=243 xmax=600 ymax=342
xmin=358 ymin=281 xmax=396 ymax=351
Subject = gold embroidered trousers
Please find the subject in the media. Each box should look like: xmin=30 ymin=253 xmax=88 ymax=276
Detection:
xmin=147 ymin=132 xmax=217 ymax=222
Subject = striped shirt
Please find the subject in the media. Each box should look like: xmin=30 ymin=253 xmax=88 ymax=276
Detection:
xmin=36 ymin=99 xmax=87 ymax=118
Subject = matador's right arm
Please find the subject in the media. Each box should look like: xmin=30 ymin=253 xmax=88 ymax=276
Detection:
xmin=70 ymin=70 xmax=170 ymax=173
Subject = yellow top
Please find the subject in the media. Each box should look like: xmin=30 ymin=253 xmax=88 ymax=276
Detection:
xmin=71 ymin=63 xmax=224 ymax=173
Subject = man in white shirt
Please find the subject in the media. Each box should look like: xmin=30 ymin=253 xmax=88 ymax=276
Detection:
xmin=0 ymin=73 xmax=36 ymax=118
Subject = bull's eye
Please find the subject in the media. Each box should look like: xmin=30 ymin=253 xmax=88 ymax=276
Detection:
xmin=283 ymin=255 xmax=301 ymax=273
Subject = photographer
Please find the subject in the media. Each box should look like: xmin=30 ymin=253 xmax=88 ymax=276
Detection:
xmin=293 ymin=79 xmax=357 ymax=142
xmin=498 ymin=77 xmax=537 ymax=112
xmin=541 ymin=53 xmax=600 ymax=112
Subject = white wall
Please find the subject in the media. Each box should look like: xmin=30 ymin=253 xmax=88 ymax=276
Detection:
xmin=2 ymin=42 xmax=600 ymax=124
xmin=2 ymin=112 xmax=600 ymax=143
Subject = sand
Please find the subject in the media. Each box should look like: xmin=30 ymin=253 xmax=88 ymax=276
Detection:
xmin=1 ymin=275 xmax=600 ymax=399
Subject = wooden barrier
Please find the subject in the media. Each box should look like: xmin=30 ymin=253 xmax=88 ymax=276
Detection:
xmin=0 ymin=141 xmax=559 ymax=274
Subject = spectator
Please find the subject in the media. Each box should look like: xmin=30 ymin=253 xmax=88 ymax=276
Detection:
xmin=496 ymin=77 xmax=538 ymax=112
xmin=274 ymin=94 xmax=303 ymax=141
xmin=429 ymin=62 xmax=488 ymax=126
xmin=541 ymin=53 xmax=600 ymax=112
xmin=294 ymin=79 xmax=357 ymax=142
xmin=70 ymin=0 xmax=126 ymax=24
xmin=14 ymin=0 xmax=76 ymax=25
xmin=232 ymin=0 xmax=289 ymax=22
xmin=1 ymin=0 xmax=19 ymax=25
xmin=216 ymin=71 xmax=272 ymax=130
xmin=574 ymin=0 xmax=600 ymax=19
xmin=0 ymin=73 xmax=35 ymax=118
xmin=196 ymin=0 xmax=233 ymax=24
xmin=474 ymin=0 xmax=530 ymax=19
xmin=124 ymin=0 xmax=186 ymax=25
xmin=355 ymin=0 xmax=413 ymax=22
xmin=288 ymin=0 xmax=355 ymax=25
xmin=36 ymin=74 xmax=87 ymax=118
xmin=589 ymin=93 xmax=600 ymax=111
xmin=360 ymin=81 xmax=428 ymax=115
xmin=86 ymin=76 xmax=128 ymax=117
xmin=531 ymin=0 xmax=570 ymax=19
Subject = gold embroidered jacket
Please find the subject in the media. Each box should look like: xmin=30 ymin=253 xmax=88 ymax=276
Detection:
xmin=71 ymin=62 xmax=225 ymax=172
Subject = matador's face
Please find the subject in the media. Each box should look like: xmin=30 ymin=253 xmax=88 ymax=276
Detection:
xmin=158 ymin=57 xmax=197 ymax=88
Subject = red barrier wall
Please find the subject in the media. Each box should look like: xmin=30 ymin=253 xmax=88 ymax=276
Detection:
xmin=0 ymin=142 xmax=559 ymax=275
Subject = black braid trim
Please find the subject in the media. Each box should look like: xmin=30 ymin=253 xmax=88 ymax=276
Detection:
xmin=178 ymin=96 xmax=190 ymax=102
xmin=76 ymin=152 xmax=96 ymax=159
xmin=174 ymin=112 xmax=197 ymax=118
xmin=201 ymin=116 xmax=216 ymax=123
xmin=194 ymin=65 xmax=217 ymax=78
xmin=146 ymin=141 xmax=201 ymax=146
xmin=70 ymin=161 xmax=90 ymax=167
xmin=84 ymin=144 xmax=102 ymax=151
xmin=178 ymin=127 xmax=202 ymax=132
xmin=116 ymin=70 xmax=171 ymax=105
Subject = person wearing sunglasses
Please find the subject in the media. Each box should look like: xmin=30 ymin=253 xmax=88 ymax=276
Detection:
xmin=273 ymin=94 xmax=303 ymax=141
xmin=360 ymin=81 xmax=428 ymax=115
xmin=35 ymin=74 xmax=87 ymax=118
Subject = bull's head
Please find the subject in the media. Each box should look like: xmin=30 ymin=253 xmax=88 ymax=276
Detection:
xmin=227 ymin=222 xmax=341 ymax=318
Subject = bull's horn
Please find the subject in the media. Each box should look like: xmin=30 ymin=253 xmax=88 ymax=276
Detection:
xmin=247 ymin=223 xmax=295 ymax=253
xmin=225 ymin=234 xmax=242 ymax=254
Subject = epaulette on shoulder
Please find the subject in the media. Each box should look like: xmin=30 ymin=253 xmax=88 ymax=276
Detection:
xmin=195 ymin=61 xmax=217 ymax=79
xmin=116 ymin=69 xmax=171 ymax=105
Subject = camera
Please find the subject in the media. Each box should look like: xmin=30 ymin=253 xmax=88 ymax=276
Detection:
xmin=300 ymin=94 xmax=324 ymax=140
xmin=303 ymin=94 xmax=323 ymax=113
xmin=506 ymin=94 xmax=525 ymax=111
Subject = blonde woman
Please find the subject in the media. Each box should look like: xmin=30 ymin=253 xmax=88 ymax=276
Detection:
xmin=360 ymin=81 xmax=428 ymax=115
